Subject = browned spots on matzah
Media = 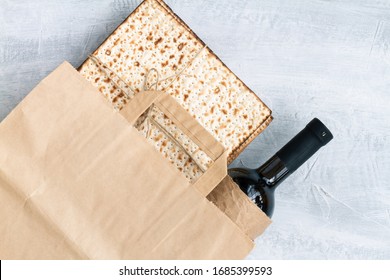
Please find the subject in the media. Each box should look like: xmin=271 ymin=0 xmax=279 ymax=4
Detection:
xmin=178 ymin=54 xmax=184 ymax=64
xmin=154 ymin=37 xmax=163 ymax=46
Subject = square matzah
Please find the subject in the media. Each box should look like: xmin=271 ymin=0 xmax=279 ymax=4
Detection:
xmin=79 ymin=0 xmax=272 ymax=164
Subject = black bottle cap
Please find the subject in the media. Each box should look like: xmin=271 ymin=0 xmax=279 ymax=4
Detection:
xmin=306 ymin=118 xmax=333 ymax=146
xmin=275 ymin=118 xmax=333 ymax=173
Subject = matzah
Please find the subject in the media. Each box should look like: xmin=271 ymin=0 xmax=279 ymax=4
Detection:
xmin=79 ymin=0 xmax=272 ymax=166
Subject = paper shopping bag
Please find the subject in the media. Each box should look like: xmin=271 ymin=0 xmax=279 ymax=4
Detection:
xmin=0 ymin=62 xmax=270 ymax=259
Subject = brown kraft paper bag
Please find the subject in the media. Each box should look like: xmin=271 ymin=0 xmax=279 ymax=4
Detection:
xmin=0 ymin=62 xmax=270 ymax=259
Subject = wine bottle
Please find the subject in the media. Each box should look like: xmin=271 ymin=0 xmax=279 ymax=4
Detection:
xmin=228 ymin=118 xmax=333 ymax=218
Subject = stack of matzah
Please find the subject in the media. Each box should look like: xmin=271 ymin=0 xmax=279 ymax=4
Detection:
xmin=79 ymin=0 xmax=272 ymax=173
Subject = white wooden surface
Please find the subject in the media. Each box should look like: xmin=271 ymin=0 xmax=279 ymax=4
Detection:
xmin=1 ymin=0 xmax=389 ymax=259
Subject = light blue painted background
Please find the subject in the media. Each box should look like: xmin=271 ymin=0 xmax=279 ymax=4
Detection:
xmin=1 ymin=0 xmax=389 ymax=259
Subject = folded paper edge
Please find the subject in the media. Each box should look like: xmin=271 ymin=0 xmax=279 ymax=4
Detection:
xmin=207 ymin=176 xmax=272 ymax=241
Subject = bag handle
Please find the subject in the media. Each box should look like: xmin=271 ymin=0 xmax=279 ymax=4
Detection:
xmin=119 ymin=91 xmax=227 ymax=196
xmin=155 ymin=94 xmax=224 ymax=161
xmin=155 ymin=94 xmax=227 ymax=196
xmin=89 ymin=54 xmax=226 ymax=196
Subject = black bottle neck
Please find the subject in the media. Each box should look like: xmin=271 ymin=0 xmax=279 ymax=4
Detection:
xmin=256 ymin=155 xmax=289 ymax=189
xmin=256 ymin=118 xmax=333 ymax=189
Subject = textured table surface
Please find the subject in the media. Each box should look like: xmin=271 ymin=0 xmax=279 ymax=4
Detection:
xmin=1 ymin=0 xmax=389 ymax=259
